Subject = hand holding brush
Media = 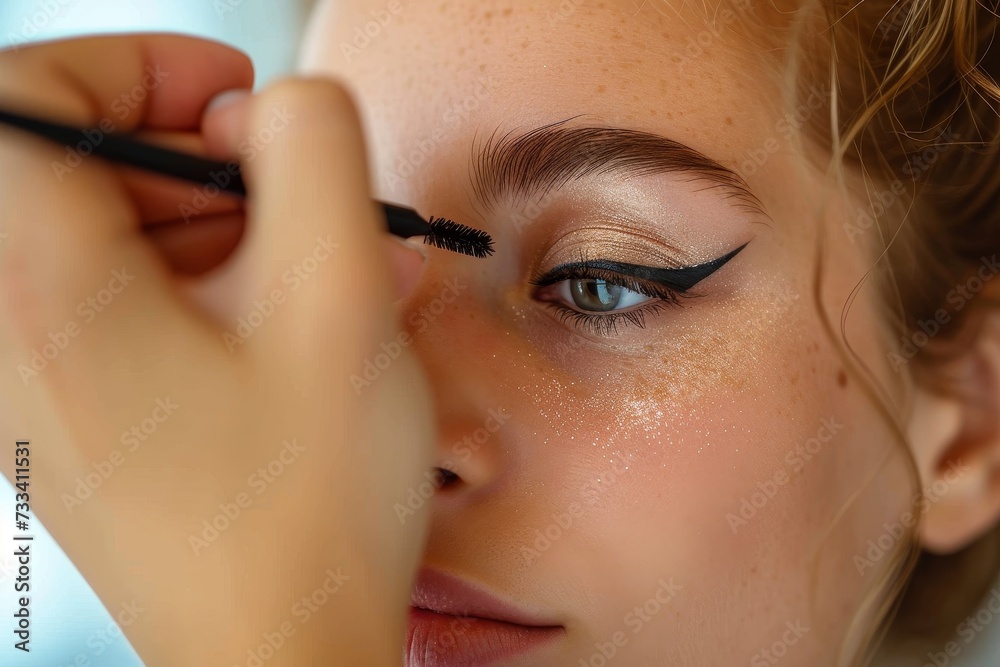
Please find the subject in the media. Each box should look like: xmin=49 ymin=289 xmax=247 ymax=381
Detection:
xmin=0 ymin=34 xmax=456 ymax=667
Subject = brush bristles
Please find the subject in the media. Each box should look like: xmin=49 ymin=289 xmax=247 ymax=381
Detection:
xmin=424 ymin=217 xmax=495 ymax=258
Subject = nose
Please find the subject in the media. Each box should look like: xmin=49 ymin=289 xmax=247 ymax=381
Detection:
xmin=398 ymin=263 xmax=514 ymax=496
xmin=435 ymin=410 xmax=508 ymax=491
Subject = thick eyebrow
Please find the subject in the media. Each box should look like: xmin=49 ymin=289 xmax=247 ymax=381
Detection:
xmin=470 ymin=118 xmax=766 ymax=217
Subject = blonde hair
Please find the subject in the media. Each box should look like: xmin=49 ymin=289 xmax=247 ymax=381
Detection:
xmin=790 ymin=0 xmax=1000 ymax=663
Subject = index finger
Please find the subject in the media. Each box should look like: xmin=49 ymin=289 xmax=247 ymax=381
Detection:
xmin=0 ymin=35 xmax=255 ymax=443
xmin=0 ymin=32 xmax=254 ymax=129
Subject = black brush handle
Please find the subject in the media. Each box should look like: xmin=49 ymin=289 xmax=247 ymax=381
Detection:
xmin=0 ymin=107 xmax=432 ymax=238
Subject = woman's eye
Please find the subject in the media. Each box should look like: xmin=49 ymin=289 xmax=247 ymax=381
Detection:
xmin=535 ymin=274 xmax=676 ymax=336
xmin=530 ymin=244 xmax=749 ymax=336
xmin=558 ymin=278 xmax=655 ymax=313
xmin=532 ymin=268 xmax=685 ymax=336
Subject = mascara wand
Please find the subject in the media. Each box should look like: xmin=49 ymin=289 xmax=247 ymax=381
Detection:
xmin=0 ymin=107 xmax=495 ymax=259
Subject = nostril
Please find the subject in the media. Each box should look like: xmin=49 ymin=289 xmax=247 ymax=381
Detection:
xmin=433 ymin=467 xmax=460 ymax=489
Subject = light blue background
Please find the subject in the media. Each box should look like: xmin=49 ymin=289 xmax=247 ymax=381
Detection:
xmin=0 ymin=0 xmax=311 ymax=85
xmin=1 ymin=1 xmax=999 ymax=666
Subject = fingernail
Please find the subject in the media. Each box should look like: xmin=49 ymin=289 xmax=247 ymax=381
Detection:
xmin=387 ymin=236 xmax=428 ymax=304
xmin=206 ymin=88 xmax=253 ymax=114
xmin=394 ymin=235 xmax=429 ymax=263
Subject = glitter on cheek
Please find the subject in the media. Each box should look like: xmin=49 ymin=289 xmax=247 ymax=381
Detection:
xmin=608 ymin=279 xmax=801 ymax=404
xmin=526 ymin=272 xmax=791 ymax=363
xmin=507 ymin=260 xmax=805 ymax=502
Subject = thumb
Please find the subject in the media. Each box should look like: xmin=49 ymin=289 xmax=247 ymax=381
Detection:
xmin=385 ymin=236 xmax=428 ymax=301
xmin=204 ymin=77 xmax=399 ymax=356
xmin=203 ymin=92 xmax=429 ymax=304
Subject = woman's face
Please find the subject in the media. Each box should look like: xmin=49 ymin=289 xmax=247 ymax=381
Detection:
xmin=300 ymin=1 xmax=914 ymax=664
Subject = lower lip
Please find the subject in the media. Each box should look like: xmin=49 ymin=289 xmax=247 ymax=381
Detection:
xmin=405 ymin=607 xmax=563 ymax=667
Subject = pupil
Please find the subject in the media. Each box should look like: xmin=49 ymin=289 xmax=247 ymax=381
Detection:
xmin=571 ymin=279 xmax=622 ymax=312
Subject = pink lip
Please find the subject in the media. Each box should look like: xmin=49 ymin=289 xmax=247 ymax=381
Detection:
xmin=406 ymin=567 xmax=564 ymax=667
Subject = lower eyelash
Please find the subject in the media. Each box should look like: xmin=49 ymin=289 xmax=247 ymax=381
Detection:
xmin=548 ymin=299 xmax=683 ymax=336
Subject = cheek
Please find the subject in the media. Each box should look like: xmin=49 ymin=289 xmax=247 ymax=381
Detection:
xmin=516 ymin=293 xmax=909 ymax=652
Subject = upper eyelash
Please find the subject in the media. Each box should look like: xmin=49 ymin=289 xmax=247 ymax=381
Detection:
xmin=530 ymin=264 xmax=688 ymax=302
xmin=529 ymin=242 xmax=747 ymax=337
xmin=530 ymin=263 xmax=693 ymax=336
xmin=530 ymin=242 xmax=748 ymax=293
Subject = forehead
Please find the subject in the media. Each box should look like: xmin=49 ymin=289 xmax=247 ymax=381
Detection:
xmin=300 ymin=0 xmax=787 ymax=150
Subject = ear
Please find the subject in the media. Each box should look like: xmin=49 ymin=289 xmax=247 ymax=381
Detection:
xmin=907 ymin=311 xmax=1000 ymax=555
